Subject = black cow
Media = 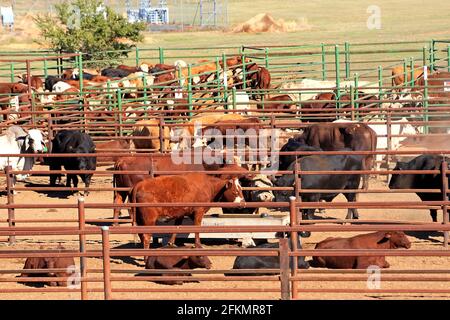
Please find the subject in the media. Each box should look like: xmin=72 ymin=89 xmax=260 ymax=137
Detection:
xmin=45 ymin=76 xmax=63 ymax=92
xmin=227 ymin=233 xmax=309 ymax=276
xmin=49 ymin=130 xmax=96 ymax=195
xmin=389 ymin=154 xmax=449 ymax=222
xmin=72 ymin=72 xmax=96 ymax=81
xmin=274 ymin=153 xmax=364 ymax=237
xmin=101 ymin=68 xmax=134 ymax=78
xmin=278 ymin=138 xmax=322 ymax=171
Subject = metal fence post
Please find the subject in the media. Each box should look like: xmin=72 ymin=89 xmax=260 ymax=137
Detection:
xmin=9 ymin=63 xmax=14 ymax=83
xmin=409 ymin=57 xmax=415 ymax=88
xmin=78 ymin=197 xmax=88 ymax=300
xmin=386 ymin=111 xmax=392 ymax=182
xmin=5 ymin=166 xmax=15 ymax=245
xmin=279 ymin=238 xmax=291 ymax=300
xmin=447 ymin=45 xmax=450 ymax=72
xmin=159 ymin=117 xmax=165 ymax=153
xmin=441 ymin=160 xmax=449 ymax=248
xmin=289 ymin=197 xmax=298 ymax=299
xmin=422 ymin=46 xmax=428 ymax=69
xmin=321 ymin=43 xmax=326 ymax=80
xmin=101 ymin=226 xmax=112 ymax=300
xmin=423 ymin=67 xmax=429 ymax=134
xmin=158 ymin=47 xmax=165 ymax=64
xmin=430 ymin=40 xmax=436 ymax=70
xmin=344 ymin=42 xmax=350 ymax=79
xmin=334 ymin=45 xmax=341 ymax=103
xmin=135 ymin=47 xmax=140 ymax=67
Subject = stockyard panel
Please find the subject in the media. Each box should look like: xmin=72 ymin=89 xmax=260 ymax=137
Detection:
xmin=0 ymin=39 xmax=449 ymax=300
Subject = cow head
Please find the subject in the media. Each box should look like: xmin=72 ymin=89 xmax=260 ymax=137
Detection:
xmin=26 ymin=129 xmax=45 ymax=153
xmin=377 ymin=231 xmax=411 ymax=249
xmin=187 ymin=244 xmax=212 ymax=269
xmin=224 ymin=177 xmax=245 ymax=204
xmin=388 ymin=161 xmax=413 ymax=189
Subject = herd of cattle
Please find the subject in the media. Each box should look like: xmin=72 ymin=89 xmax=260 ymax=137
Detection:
xmin=1 ymin=57 xmax=449 ymax=288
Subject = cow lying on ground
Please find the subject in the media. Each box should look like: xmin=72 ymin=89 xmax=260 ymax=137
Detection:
xmin=49 ymin=130 xmax=96 ymax=196
xmin=144 ymin=245 xmax=212 ymax=285
xmin=131 ymin=167 xmax=247 ymax=252
xmin=274 ymin=153 xmax=364 ymax=237
xmin=19 ymin=246 xmax=76 ymax=287
xmin=228 ymin=233 xmax=309 ymax=276
xmin=310 ymin=231 xmax=411 ymax=269
xmin=389 ymin=154 xmax=449 ymax=222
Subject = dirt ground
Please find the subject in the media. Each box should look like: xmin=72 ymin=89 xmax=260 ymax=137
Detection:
xmin=0 ymin=166 xmax=449 ymax=300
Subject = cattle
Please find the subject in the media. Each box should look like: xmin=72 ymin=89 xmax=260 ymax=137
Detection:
xmin=131 ymin=119 xmax=170 ymax=152
xmin=144 ymin=245 xmax=212 ymax=285
xmin=18 ymin=74 xmax=44 ymax=92
xmin=260 ymin=95 xmax=295 ymax=112
xmin=242 ymin=64 xmax=271 ymax=100
xmin=333 ymin=118 xmax=420 ymax=171
xmin=19 ymin=245 xmax=76 ymax=287
xmin=228 ymin=233 xmax=309 ymax=276
xmin=0 ymin=127 xmax=45 ymax=184
xmin=101 ymin=67 xmax=134 ymax=78
xmin=49 ymin=130 xmax=96 ymax=196
xmin=201 ymin=117 xmax=262 ymax=148
xmin=131 ymin=169 xmax=245 ymax=251
xmin=95 ymin=139 xmax=131 ymax=163
xmin=310 ymin=231 xmax=411 ymax=269
xmin=389 ymin=154 xmax=449 ymax=222
xmin=273 ymin=153 xmax=364 ymax=237
xmin=392 ymin=65 xmax=427 ymax=87
xmin=220 ymin=174 xmax=275 ymax=214
xmin=112 ymin=152 xmax=240 ymax=225
xmin=45 ymin=76 xmax=64 ymax=92
xmin=278 ymin=138 xmax=323 ymax=171
xmin=226 ymin=91 xmax=251 ymax=114
xmin=297 ymin=123 xmax=377 ymax=189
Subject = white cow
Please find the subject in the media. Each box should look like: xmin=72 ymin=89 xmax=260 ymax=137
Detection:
xmin=279 ymin=79 xmax=374 ymax=102
xmin=334 ymin=117 xmax=421 ymax=170
xmin=52 ymin=81 xmax=73 ymax=93
xmin=226 ymin=91 xmax=251 ymax=114
xmin=0 ymin=127 xmax=45 ymax=184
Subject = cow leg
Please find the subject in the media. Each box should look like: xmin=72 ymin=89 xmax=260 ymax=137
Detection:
xmin=192 ymin=210 xmax=206 ymax=247
xmin=168 ymin=217 xmax=184 ymax=245
xmin=49 ymin=163 xmax=61 ymax=186
xmin=81 ymin=174 xmax=91 ymax=196
xmin=300 ymin=209 xmax=314 ymax=238
xmin=343 ymin=192 xmax=359 ymax=220
xmin=430 ymin=209 xmax=438 ymax=222
xmin=113 ymin=192 xmax=125 ymax=226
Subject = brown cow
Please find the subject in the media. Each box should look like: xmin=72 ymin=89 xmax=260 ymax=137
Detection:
xmin=19 ymin=74 xmax=44 ymax=91
xmin=19 ymin=246 xmax=77 ymax=287
xmin=260 ymin=95 xmax=295 ymax=111
xmin=112 ymin=153 xmax=242 ymax=225
xmin=131 ymin=119 xmax=171 ymax=152
xmin=392 ymin=65 xmax=427 ymax=87
xmin=297 ymin=123 xmax=377 ymax=189
xmin=144 ymin=244 xmax=212 ymax=285
xmin=310 ymin=231 xmax=411 ymax=269
xmin=95 ymin=139 xmax=132 ymax=162
xmin=131 ymin=168 xmax=246 ymax=250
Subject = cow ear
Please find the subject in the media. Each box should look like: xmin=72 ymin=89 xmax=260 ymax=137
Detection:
xmin=377 ymin=233 xmax=391 ymax=244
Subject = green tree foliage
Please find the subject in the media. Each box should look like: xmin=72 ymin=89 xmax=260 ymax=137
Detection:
xmin=35 ymin=0 xmax=146 ymax=66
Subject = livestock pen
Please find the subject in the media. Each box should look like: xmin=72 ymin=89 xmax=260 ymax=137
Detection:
xmin=0 ymin=41 xmax=450 ymax=300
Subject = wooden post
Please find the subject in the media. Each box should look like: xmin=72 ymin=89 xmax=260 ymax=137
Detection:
xmin=5 ymin=166 xmax=15 ymax=245
xmin=289 ymin=196 xmax=298 ymax=299
xmin=78 ymin=198 xmax=88 ymax=300
xmin=279 ymin=238 xmax=291 ymax=300
xmin=441 ymin=160 xmax=449 ymax=248
xmin=101 ymin=226 xmax=112 ymax=300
